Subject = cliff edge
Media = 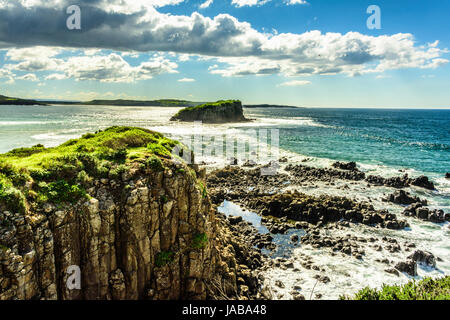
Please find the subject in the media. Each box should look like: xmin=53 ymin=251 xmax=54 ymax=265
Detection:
xmin=170 ymin=100 xmax=249 ymax=124
xmin=0 ymin=127 xmax=260 ymax=300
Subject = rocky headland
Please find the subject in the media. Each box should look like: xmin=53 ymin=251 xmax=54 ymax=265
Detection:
xmin=170 ymin=100 xmax=249 ymax=124
xmin=0 ymin=127 xmax=264 ymax=300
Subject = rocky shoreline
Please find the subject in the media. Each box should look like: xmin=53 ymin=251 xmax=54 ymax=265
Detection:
xmin=205 ymin=157 xmax=449 ymax=299
xmin=1 ymin=128 xmax=448 ymax=300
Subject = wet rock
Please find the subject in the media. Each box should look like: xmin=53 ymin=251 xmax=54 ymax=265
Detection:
xmin=416 ymin=208 xmax=429 ymax=220
xmin=410 ymin=176 xmax=435 ymax=190
xmin=332 ymin=161 xmax=358 ymax=171
xmin=384 ymin=268 xmax=400 ymax=276
xmin=292 ymin=293 xmax=306 ymax=300
xmin=228 ymin=215 xmax=243 ymax=225
xmin=275 ymin=280 xmax=285 ymax=289
xmin=407 ymin=250 xmax=436 ymax=268
xmin=446 ymin=173 xmax=450 ymax=179
xmin=395 ymin=260 xmax=417 ymax=276
xmin=286 ymin=164 xmax=365 ymax=182
xmin=290 ymin=235 xmax=299 ymax=243
xmin=384 ymin=190 xmax=426 ymax=205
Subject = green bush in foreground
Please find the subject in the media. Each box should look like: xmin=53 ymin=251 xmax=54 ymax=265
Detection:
xmin=341 ymin=276 xmax=450 ymax=300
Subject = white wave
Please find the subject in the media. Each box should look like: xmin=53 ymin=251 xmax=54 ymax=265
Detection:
xmin=0 ymin=121 xmax=47 ymax=126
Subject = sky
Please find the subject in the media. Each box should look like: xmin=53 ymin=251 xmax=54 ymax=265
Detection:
xmin=0 ymin=0 xmax=450 ymax=108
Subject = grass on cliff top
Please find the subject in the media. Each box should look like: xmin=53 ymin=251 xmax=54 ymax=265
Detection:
xmin=341 ymin=276 xmax=450 ymax=300
xmin=0 ymin=126 xmax=181 ymax=212
xmin=173 ymin=100 xmax=241 ymax=117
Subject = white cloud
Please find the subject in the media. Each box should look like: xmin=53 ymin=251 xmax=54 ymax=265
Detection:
xmin=17 ymin=73 xmax=39 ymax=81
xmin=285 ymin=0 xmax=308 ymax=5
xmin=178 ymin=78 xmax=195 ymax=82
xmin=60 ymin=53 xmax=178 ymax=82
xmin=0 ymin=2 xmax=447 ymax=80
xmin=45 ymin=73 xmax=66 ymax=80
xmin=278 ymin=80 xmax=311 ymax=86
xmin=4 ymin=50 xmax=179 ymax=83
xmin=200 ymin=0 xmax=214 ymax=9
xmin=231 ymin=0 xmax=269 ymax=7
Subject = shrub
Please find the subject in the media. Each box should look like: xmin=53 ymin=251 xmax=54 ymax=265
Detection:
xmin=155 ymin=251 xmax=174 ymax=267
xmin=191 ymin=233 xmax=208 ymax=250
xmin=98 ymin=148 xmax=127 ymax=163
xmin=342 ymin=276 xmax=450 ymax=300
xmin=0 ymin=180 xmax=26 ymax=214
xmin=36 ymin=180 xmax=87 ymax=204
xmin=147 ymin=156 xmax=164 ymax=172
xmin=109 ymin=164 xmax=128 ymax=179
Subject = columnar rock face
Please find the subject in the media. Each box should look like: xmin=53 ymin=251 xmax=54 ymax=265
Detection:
xmin=170 ymin=100 xmax=249 ymax=124
xmin=0 ymin=166 xmax=256 ymax=300
xmin=0 ymin=166 xmax=219 ymax=300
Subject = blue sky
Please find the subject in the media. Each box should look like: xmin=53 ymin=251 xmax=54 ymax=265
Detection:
xmin=1 ymin=0 xmax=449 ymax=108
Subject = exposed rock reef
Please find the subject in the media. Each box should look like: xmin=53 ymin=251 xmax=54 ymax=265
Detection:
xmin=170 ymin=100 xmax=249 ymax=124
xmin=0 ymin=127 xmax=262 ymax=300
xmin=243 ymin=191 xmax=408 ymax=230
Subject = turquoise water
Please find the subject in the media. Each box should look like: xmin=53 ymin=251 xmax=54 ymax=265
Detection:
xmin=1 ymin=105 xmax=448 ymax=176
xmin=243 ymin=108 xmax=450 ymax=176
xmin=1 ymin=104 xmax=449 ymax=299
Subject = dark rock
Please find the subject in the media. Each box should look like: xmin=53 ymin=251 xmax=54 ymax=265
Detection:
xmin=385 ymin=268 xmax=400 ymax=276
xmin=292 ymin=293 xmax=306 ymax=300
xmin=290 ymin=235 xmax=299 ymax=243
xmin=446 ymin=173 xmax=450 ymax=179
xmin=416 ymin=208 xmax=429 ymax=220
xmin=410 ymin=175 xmax=435 ymax=190
xmin=332 ymin=161 xmax=358 ymax=171
xmin=385 ymin=190 xmax=426 ymax=205
xmin=228 ymin=215 xmax=243 ymax=225
xmin=407 ymin=250 xmax=436 ymax=268
xmin=395 ymin=260 xmax=417 ymax=276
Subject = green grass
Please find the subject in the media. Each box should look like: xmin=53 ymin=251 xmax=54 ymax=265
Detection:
xmin=341 ymin=277 xmax=450 ymax=300
xmin=0 ymin=126 xmax=181 ymax=212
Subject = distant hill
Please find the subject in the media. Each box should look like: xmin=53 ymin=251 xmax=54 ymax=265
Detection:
xmin=81 ymin=99 xmax=200 ymax=107
xmin=0 ymin=94 xmax=46 ymax=106
xmin=244 ymin=104 xmax=302 ymax=109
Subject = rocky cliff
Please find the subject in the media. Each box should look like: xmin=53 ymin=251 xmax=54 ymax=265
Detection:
xmin=0 ymin=127 xmax=260 ymax=300
xmin=170 ymin=100 xmax=249 ymax=124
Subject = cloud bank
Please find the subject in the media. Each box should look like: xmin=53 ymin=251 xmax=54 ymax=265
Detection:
xmin=0 ymin=0 xmax=448 ymax=82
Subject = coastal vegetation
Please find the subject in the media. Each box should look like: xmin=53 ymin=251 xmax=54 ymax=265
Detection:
xmin=0 ymin=126 xmax=180 ymax=213
xmin=341 ymin=276 xmax=450 ymax=300
xmin=0 ymin=94 xmax=45 ymax=106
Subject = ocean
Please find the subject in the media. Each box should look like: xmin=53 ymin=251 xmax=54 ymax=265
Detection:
xmin=1 ymin=104 xmax=449 ymax=299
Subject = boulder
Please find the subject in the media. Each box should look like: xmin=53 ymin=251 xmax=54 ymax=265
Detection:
xmin=332 ymin=161 xmax=357 ymax=171
xmin=410 ymin=175 xmax=435 ymax=190
xmin=228 ymin=215 xmax=243 ymax=225
xmin=407 ymin=250 xmax=436 ymax=268
xmin=386 ymin=190 xmax=426 ymax=205
xmin=395 ymin=260 xmax=417 ymax=276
